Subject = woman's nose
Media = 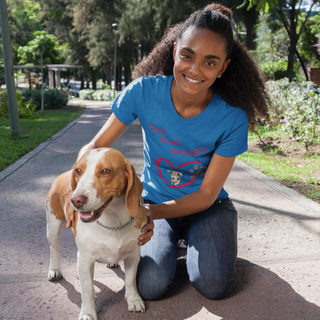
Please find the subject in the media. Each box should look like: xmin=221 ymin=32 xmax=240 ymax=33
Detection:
xmin=189 ymin=61 xmax=201 ymax=75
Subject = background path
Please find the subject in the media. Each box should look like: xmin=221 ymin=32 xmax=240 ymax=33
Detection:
xmin=0 ymin=100 xmax=319 ymax=320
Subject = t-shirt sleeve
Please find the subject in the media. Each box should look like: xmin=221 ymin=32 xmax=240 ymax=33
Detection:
xmin=215 ymin=109 xmax=248 ymax=157
xmin=111 ymin=78 xmax=141 ymax=125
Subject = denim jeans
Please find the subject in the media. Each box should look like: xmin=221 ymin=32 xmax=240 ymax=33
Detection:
xmin=136 ymin=198 xmax=238 ymax=300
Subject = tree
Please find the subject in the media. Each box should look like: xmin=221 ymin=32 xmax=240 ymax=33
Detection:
xmin=247 ymin=0 xmax=319 ymax=81
xmin=7 ymin=0 xmax=43 ymax=64
xmin=17 ymin=31 xmax=62 ymax=65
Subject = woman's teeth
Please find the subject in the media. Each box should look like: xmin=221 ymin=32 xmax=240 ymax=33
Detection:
xmin=185 ymin=76 xmax=202 ymax=83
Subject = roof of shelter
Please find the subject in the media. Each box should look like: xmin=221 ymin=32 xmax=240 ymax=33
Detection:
xmin=14 ymin=64 xmax=82 ymax=71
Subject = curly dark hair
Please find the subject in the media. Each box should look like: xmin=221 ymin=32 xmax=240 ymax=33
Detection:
xmin=132 ymin=3 xmax=269 ymax=128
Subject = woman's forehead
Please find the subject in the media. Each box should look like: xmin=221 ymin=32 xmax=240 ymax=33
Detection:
xmin=177 ymin=27 xmax=227 ymax=53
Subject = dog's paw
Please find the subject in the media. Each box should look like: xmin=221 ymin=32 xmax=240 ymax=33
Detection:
xmin=127 ymin=296 xmax=145 ymax=313
xmin=106 ymin=263 xmax=119 ymax=268
xmin=78 ymin=312 xmax=97 ymax=320
xmin=48 ymin=269 xmax=63 ymax=281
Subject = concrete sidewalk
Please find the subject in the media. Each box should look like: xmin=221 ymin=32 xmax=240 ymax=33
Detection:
xmin=0 ymin=100 xmax=319 ymax=320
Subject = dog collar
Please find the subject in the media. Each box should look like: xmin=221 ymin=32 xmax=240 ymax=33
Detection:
xmin=96 ymin=217 xmax=136 ymax=231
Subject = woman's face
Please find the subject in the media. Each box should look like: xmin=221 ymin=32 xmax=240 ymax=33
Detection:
xmin=173 ymin=27 xmax=230 ymax=98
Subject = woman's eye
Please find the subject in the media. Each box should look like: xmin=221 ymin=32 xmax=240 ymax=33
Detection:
xmin=181 ymin=53 xmax=190 ymax=59
xmin=206 ymin=61 xmax=215 ymax=66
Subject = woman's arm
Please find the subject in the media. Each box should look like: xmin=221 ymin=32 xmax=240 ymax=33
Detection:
xmin=149 ymin=153 xmax=236 ymax=220
xmin=77 ymin=113 xmax=129 ymax=160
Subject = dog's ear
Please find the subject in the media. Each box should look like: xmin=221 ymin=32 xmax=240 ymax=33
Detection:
xmin=124 ymin=159 xmax=145 ymax=219
xmin=70 ymin=166 xmax=77 ymax=191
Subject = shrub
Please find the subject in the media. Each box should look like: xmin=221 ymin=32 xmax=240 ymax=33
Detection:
xmin=266 ymin=79 xmax=320 ymax=151
xmin=0 ymin=89 xmax=37 ymax=119
xmin=260 ymin=60 xmax=293 ymax=80
xmin=22 ymin=88 xmax=69 ymax=110
xmin=79 ymin=89 xmax=94 ymax=100
xmin=79 ymin=88 xmax=121 ymax=101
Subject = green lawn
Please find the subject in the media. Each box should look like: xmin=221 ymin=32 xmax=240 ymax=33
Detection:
xmin=0 ymin=106 xmax=85 ymax=171
xmin=238 ymin=126 xmax=320 ymax=203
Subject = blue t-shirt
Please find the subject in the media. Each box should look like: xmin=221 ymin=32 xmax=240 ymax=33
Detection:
xmin=112 ymin=75 xmax=248 ymax=204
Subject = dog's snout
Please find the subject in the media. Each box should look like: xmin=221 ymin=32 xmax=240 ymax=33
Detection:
xmin=71 ymin=194 xmax=88 ymax=208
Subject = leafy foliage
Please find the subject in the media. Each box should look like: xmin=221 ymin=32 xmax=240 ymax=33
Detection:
xmin=17 ymin=31 xmax=63 ymax=65
xmin=79 ymin=89 xmax=121 ymax=101
xmin=266 ymin=78 xmax=320 ymax=151
xmin=21 ymin=88 xmax=69 ymax=110
xmin=0 ymin=89 xmax=37 ymax=119
xmin=248 ymin=0 xmax=319 ymax=81
xmin=254 ymin=12 xmax=292 ymax=80
xmin=7 ymin=0 xmax=44 ymax=64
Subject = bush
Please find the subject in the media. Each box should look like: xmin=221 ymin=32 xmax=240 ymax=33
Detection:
xmin=22 ymin=88 xmax=69 ymax=110
xmin=79 ymin=89 xmax=94 ymax=100
xmin=266 ymin=78 xmax=320 ymax=151
xmin=79 ymin=88 xmax=121 ymax=101
xmin=260 ymin=60 xmax=293 ymax=80
xmin=0 ymin=89 xmax=37 ymax=119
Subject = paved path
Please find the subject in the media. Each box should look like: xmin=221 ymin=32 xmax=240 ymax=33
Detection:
xmin=0 ymin=100 xmax=319 ymax=320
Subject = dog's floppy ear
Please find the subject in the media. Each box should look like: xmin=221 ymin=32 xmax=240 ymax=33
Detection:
xmin=124 ymin=159 xmax=145 ymax=220
xmin=71 ymin=166 xmax=77 ymax=191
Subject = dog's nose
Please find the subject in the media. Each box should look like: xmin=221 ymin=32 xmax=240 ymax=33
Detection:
xmin=71 ymin=194 xmax=88 ymax=208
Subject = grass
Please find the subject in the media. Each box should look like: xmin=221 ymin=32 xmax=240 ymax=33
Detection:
xmin=0 ymin=105 xmax=85 ymax=171
xmin=238 ymin=126 xmax=320 ymax=203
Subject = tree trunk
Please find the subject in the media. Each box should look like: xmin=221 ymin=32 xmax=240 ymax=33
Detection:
xmin=106 ymin=65 xmax=111 ymax=85
xmin=287 ymin=40 xmax=296 ymax=81
xmin=241 ymin=5 xmax=258 ymax=50
xmin=80 ymin=74 xmax=84 ymax=90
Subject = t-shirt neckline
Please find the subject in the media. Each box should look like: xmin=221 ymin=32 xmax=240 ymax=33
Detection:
xmin=167 ymin=75 xmax=217 ymax=122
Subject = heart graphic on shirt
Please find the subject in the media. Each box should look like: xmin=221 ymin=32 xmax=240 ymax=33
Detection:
xmin=155 ymin=158 xmax=202 ymax=189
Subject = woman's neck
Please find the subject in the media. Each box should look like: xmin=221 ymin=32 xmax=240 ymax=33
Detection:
xmin=171 ymin=79 xmax=214 ymax=118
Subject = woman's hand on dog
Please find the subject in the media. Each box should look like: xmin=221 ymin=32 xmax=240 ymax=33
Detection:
xmin=138 ymin=206 xmax=154 ymax=246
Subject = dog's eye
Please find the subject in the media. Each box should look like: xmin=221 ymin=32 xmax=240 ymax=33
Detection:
xmin=75 ymin=169 xmax=81 ymax=176
xmin=101 ymin=169 xmax=112 ymax=176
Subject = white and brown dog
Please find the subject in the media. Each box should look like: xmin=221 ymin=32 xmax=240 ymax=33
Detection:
xmin=46 ymin=148 xmax=147 ymax=319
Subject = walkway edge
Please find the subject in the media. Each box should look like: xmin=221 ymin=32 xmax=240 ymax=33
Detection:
xmin=0 ymin=109 xmax=89 ymax=183
xmin=235 ymin=159 xmax=320 ymax=216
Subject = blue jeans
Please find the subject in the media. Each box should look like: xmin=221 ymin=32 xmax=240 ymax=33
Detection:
xmin=136 ymin=198 xmax=238 ymax=300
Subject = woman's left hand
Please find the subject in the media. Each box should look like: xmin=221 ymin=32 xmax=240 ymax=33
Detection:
xmin=138 ymin=206 xmax=154 ymax=246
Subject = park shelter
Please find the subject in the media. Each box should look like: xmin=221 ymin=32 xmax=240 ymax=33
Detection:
xmin=13 ymin=64 xmax=82 ymax=88
xmin=46 ymin=65 xmax=82 ymax=88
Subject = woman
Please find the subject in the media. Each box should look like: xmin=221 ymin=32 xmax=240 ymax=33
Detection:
xmin=69 ymin=3 xmax=269 ymax=301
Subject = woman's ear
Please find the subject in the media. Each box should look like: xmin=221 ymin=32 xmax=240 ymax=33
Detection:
xmin=219 ymin=59 xmax=231 ymax=77
xmin=173 ymin=42 xmax=177 ymax=60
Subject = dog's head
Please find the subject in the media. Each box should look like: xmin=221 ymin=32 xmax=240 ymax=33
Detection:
xmin=166 ymin=170 xmax=183 ymax=186
xmin=71 ymin=148 xmax=146 ymax=225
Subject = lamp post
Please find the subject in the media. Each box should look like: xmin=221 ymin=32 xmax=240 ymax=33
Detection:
xmin=112 ymin=23 xmax=118 ymax=98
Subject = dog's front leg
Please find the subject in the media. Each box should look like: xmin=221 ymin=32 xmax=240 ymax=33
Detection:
xmin=77 ymin=251 xmax=97 ymax=320
xmin=124 ymin=249 xmax=145 ymax=313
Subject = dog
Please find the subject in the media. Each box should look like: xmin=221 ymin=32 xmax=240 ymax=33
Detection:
xmin=166 ymin=170 xmax=183 ymax=186
xmin=46 ymin=148 xmax=148 ymax=319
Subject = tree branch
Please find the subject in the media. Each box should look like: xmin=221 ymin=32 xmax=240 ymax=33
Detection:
xmin=298 ymin=1 xmax=317 ymax=38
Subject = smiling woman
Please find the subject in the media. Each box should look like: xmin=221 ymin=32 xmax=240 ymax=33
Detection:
xmin=72 ymin=2 xmax=270 ymax=303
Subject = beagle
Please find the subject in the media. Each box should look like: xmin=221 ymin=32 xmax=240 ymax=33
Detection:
xmin=46 ymin=148 xmax=147 ymax=319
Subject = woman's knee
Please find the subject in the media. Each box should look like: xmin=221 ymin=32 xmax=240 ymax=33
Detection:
xmin=189 ymin=272 xmax=236 ymax=300
xmin=137 ymin=256 xmax=175 ymax=300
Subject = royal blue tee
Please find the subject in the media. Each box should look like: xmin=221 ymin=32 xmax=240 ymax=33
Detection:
xmin=111 ymin=75 xmax=248 ymax=204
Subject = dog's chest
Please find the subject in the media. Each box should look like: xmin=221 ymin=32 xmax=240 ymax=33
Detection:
xmin=75 ymin=222 xmax=141 ymax=264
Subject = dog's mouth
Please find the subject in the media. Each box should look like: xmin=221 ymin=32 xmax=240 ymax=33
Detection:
xmin=79 ymin=197 xmax=113 ymax=222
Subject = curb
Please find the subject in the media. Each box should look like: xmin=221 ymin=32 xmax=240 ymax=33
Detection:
xmin=235 ymin=159 xmax=320 ymax=216
xmin=0 ymin=109 xmax=89 ymax=183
